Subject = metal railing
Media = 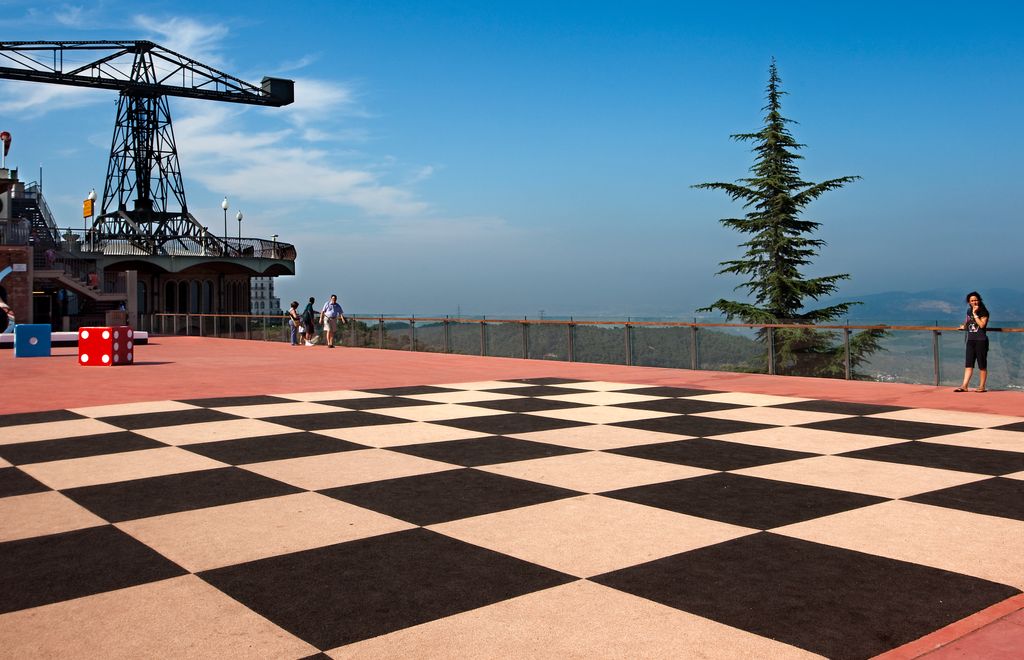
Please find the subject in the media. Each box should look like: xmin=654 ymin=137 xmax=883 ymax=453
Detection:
xmin=46 ymin=227 xmax=297 ymax=260
xmin=146 ymin=313 xmax=1024 ymax=390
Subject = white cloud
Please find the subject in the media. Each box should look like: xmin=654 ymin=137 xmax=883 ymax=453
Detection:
xmin=0 ymin=81 xmax=106 ymax=116
xmin=273 ymin=54 xmax=320 ymax=74
xmin=54 ymin=4 xmax=83 ymax=26
xmin=174 ymin=105 xmax=429 ymax=217
xmin=282 ymin=77 xmax=366 ymax=128
xmin=132 ymin=15 xmax=229 ymax=66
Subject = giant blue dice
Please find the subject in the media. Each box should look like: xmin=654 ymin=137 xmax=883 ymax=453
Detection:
xmin=14 ymin=324 xmax=51 ymax=358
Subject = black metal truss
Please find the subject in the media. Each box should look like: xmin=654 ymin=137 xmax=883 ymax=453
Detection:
xmin=0 ymin=41 xmax=294 ymax=255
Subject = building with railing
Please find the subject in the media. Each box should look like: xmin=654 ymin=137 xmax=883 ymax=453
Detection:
xmin=0 ymin=165 xmax=296 ymax=330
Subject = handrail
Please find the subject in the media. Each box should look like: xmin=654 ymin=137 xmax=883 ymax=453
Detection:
xmin=145 ymin=312 xmax=1022 ymax=388
xmin=152 ymin=313 xmax=1024 ymax=333
xmin=54 ymin=227 xmax=297 ymax=260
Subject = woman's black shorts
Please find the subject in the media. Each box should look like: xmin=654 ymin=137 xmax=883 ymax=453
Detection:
xmin=965 ymin=340 xmax=988 ymax=369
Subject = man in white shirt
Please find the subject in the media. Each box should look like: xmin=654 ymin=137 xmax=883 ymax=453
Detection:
xmin=319 ymin=294 xmax=347 ymax=349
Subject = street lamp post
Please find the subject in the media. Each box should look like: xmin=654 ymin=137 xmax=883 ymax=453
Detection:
xmin=271 ymin=234 xmax=278 ymax=259
xmin=221 ymin=196 xmax=229 ymax=242
xmin=85 ymin=188 xmax=96 ymax=251
xmin=236 ymin=210 xmax=243 ymax=252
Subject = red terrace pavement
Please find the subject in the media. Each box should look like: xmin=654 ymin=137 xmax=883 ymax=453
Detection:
xmin=2 ymin=336 xmax=1021 ymax=417
xmin=3 ymin=336 xmax=1023 ymax=658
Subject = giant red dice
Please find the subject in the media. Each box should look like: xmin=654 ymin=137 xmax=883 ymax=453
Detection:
xmin=78 ymin=326 xmax=134 ymax=366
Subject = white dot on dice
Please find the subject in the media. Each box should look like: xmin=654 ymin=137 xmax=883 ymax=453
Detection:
xmin=102 ymin=354 xmax=110 ymax=364
xmin=81 ymin=354 xmax=89 ymax=363
xmin=102 ymin=330 xmax=110 ymax=340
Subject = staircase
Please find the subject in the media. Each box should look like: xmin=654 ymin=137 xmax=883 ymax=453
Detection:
xmin=12 ymin=183 xmax=61 ymax=250
xmin=34 ymin=268 xmax=126 ymax=304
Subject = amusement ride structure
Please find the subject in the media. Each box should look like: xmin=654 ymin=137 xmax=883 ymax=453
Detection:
xmin=0 ymin=41 xmax=297 ymax=327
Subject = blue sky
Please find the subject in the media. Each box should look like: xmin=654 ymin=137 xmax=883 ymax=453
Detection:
xmin=3 ymin=1 xmax=1022 ymax=317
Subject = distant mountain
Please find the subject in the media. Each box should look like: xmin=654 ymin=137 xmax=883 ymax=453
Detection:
xmin=826 ymin=288 xmax=1024 ymax=323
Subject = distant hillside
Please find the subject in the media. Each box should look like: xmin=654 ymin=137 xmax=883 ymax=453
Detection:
xmin=824 ymin=288 xmax=1024 ymax=324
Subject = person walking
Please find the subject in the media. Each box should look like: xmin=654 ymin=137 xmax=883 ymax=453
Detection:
xmin=286 ymin=301 xmax=302 ymax=346
xmin=301 ymin=297 xmax=319 ymax=346
xmin=320 ymin=294 xmax=347 ymax=349
xmin=956 ymin=291 xmax=990 ymax=392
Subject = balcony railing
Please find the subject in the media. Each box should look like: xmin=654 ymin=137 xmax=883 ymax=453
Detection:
xmin=51 ymin=228 xmax=296 ymax=260
xmin=144 ymin=313 xmax=1024 ymax=390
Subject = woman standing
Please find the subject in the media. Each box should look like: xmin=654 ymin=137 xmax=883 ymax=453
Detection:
xmin=301 ymin=297 xmax=319 ymax=346
xmin=956 ymin=291 xmax=990 ymax=392
xmin=286 ymin=301 xmax=302 ymax=346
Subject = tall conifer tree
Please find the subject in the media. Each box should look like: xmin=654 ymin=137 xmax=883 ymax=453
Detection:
xmin=695 ymin=60 xmax=882 ymax=376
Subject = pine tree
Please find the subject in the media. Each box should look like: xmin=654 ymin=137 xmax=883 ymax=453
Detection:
xmin=694 ymin=60 xmax=883 ymax=377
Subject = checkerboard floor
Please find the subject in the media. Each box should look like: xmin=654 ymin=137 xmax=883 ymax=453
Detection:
xmin=2 ymin=378 xmax=1023 ymax=659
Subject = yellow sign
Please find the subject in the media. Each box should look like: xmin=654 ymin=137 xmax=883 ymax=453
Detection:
xmin=83 ymin=198 xmax=94 ymax=217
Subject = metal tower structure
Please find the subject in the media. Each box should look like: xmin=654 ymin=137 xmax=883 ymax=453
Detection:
xmin=0 ymin=40 xmax=294 ymax=254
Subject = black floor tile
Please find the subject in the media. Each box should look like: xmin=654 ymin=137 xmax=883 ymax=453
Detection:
xmin=906 ymin=477 xmax=1024 ymax=522
xmin=0 ymin=526 xmax=186 ymax=614
xmin=592 ymin=532 xmax=1020 ymax=660
xmin=176 ymin=395 xmax=294 ymax=407
xmin=321 ymin=468 xmax=580 ymax=525
xmin=266 ymin=410 xmax=406 ymax=431
xmin=0 ymin=467 xmax=51 ymax=498
xmin=603 ymin=473 xmax=885 ymax=529
xmin=435 ymin=413 xmax=588 ymax=435
xmin=199 ymin=528 xmax=575 ymax=650
xmin=0 ymin=431 xmax=165 ymax=466
xmin=97 ymin=408 xmax=242 ymax=430
xmin=609 ymin=438 xmax=814 ymax=471
xmin=502 ymin=385 xmax=589 ymax=397
xmin=466 ymin=397 xmax=587 ymax=413
xmin=389 ymin=435 xmax=585 ymax=467
xmin=61 ymin=467 xmax=303 ymax=522
xmin=317 ymin=396 xmax=436 ymax=410
xmin=773 ymin=400 xmax=907 ymax=416
xmin=799 ymin=416 xmax=970 ymax=440
xmin=627 ymin=386 xmax=725 ymax=398
xmin=992 ymin=421 xmax=1024 ymax=432
xmin=0 ymin=409 xmax=84 ymax=428
xmin=840 ymin=442 xmax=1024 ymax=476
xmin=614 ymin=398 xmax=741 ymax=415
xmin=183 ymin=432 xmax=366 ymax=465
xmin=613 ymin=415 xmax=771 ymax=438
xmin=507 ymin=377 xmax=584 ymax=385
xmin=362 ymin=385 xmax=458 ymax=395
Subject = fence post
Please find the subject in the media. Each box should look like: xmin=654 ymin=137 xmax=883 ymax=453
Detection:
xmin=246 ymin=316 xmax=252 ymax=340
xmin=767 ymin=326 xmax=776 ymax=375
xmin=262 ymin=316 xmax=267 ymax=341
xmin=410 ymin=317 xmax=417 ymax=351
xmin=443 ymin=318 xmax=450 ymax=353
xmin=378 ymin=315 xmax=384 ymax=348
xmin=932 ymin=329 xmax=941 ymax=386
xmin=624 ymin=322 xmax=632 ymax=366
xmin=567 ymin=320 xmax=575 ymax=362
xmin=690 ymin=325 xmax=698 ymax=370
xmin=522 ymin=318 xmax=529 ymax=359
xmin=480 ymin=320 xmax=486 ymax=356
xmin=844 ymin=328 xmax=852 ymax=380
xmin=185 ymin=314 xmax=190 ymax=336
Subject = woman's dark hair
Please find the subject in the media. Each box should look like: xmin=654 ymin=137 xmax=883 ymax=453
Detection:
xmin=290 ymin=301 xmax=299 ymax=309
xmin=965 ymin=291 xmax=989 ymax=318
xmin=308 ymin=296 xmax=315 ymax=304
